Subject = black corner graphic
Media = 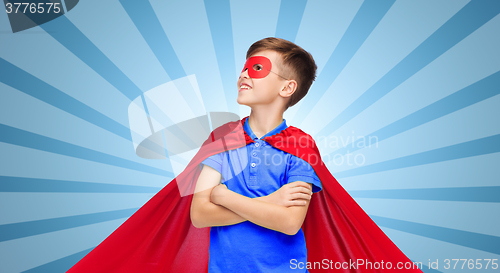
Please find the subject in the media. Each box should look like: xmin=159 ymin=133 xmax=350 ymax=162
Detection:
xmin=4 ymin=0 xmax=79 ymax=33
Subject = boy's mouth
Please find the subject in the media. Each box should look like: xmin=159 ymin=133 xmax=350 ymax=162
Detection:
xmin=239 ymin=83 xmax=252 ymax=92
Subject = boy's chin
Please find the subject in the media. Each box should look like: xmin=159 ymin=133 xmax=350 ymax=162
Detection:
xmin=237 ymin=101 xmax=253 ymax=108
xmin=236 ymin=98 xmax=250 ymax=107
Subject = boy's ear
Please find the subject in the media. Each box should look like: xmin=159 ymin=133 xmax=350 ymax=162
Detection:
xmin=280 ymin=80 xmax=298 ymax=98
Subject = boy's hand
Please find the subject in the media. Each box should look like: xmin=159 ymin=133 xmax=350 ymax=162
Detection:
xmin=210 ymin=183 xmax=228 ymax=205
xmin=267 ymin=181 xmax=312 ymax=207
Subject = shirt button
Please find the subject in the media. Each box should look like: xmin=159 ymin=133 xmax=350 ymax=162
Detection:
xmin=255 ymin=142 xmax=260 ymax=147
xmin=251 ymin=163 xmax=256 ymax=167
xmin=252 ymin=152 xmax=257 ymax=157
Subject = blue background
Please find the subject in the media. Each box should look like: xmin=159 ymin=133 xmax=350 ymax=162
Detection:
xmin=0 ymin=0 xmax=499 ymax=272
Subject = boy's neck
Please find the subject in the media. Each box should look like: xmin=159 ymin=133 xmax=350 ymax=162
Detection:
xmin=247 ymin=108 xmax=284 ymax=139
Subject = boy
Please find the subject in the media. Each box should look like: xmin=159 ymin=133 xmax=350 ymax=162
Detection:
xmin=67 ymin=38 xmax=423 ymax=273
xmin=190 ymin=37 xmax=321 ymax=272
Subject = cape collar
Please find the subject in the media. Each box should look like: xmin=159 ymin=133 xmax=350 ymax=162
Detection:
xmin=240 ymin=116 xmax=302 ymax=147
xmin=242 ymin=116 xmax=288 ymax=141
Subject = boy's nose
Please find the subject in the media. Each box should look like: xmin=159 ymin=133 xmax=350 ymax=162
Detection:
xmin=239 ymin=68 xmax=250 ymax=79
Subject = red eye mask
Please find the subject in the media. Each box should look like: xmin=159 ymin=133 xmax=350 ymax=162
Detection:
xmin=241 ymin=56 xmax=272 ymax=79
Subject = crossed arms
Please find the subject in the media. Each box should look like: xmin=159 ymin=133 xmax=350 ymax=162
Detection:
xmin=190 ymin=165 xmax=314 ymax=235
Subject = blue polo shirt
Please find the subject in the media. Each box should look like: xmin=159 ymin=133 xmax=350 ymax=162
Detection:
xmin=200 ymin=118 xmax=322 ymax=273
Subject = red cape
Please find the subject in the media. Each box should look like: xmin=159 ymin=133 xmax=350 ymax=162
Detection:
xmin=67 ymin=116 xmax=423 ymax=272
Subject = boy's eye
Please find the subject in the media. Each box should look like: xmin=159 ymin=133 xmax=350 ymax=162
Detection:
xmin=253 ymin=64 xmax=263 ymax=71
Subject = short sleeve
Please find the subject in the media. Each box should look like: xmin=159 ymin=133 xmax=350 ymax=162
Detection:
xmin=200 ymin=152 xmax=223 ymax=175
xmin=287 ymin=155 xmax=322 ymax=193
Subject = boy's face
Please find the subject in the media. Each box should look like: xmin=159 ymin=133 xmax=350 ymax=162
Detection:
xmin=237 ymin=50 xmax=291 ymax=108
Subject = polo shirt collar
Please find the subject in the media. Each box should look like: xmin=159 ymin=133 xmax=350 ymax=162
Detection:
xmin=243 ymin=117 xmax=288 ymax=141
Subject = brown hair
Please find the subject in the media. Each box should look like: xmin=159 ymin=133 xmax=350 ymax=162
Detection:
xmin=246 ymin=37 xmax=317 ymax=110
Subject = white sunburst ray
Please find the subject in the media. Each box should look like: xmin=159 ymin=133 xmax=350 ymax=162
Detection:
xmin=149 ymin=0 xmax=242 ymax=124
xmin=135 ymin=76 xmax=214 ymax=177
xmin=325 ymin=114 xmax=500 ymax=195
xmin=149 ymin=0 xmax=228 ymax=113
xmin=0 ymin=189 xmax=153 ymax=226
xmin=0 ymin=84 xmax=172 ymax=188
xmin=288 ymin=0 xmax=364 ymax=126
xmin=316 ymin=78 xmax=436 ymax=175
xmin=231 ymin=0 xmax=361 ymax=124
xmin=230 ymin=0 xmax=280 ymax=120
xmin=376 ymin=226 xmax=500 ymax=271
xmin=329 ymin=92 xmax=500 ymax=187
xmin=64 ymin=0 xmax=218 ymax=151
xmin=356 ymin=187 xmax=500 ymax=264
xmin=92 ymin=2 xmax=227 ymax=174
xmin=322 ymin=11 xmax=500 ymax=175
xmin=0 ymin=17 xmax=139 ymax=133
xmin=65 ymin=0 xmax=172 ymax=97
xmin=371 ymin=92 xmax=499 ymax=165
xmin=0 ymin=82 xmax=166 ymax=173
xmin=296 ymin=41 xmax=387 ymax=139
xmin=356 ymin=196 xmax=500 ymax=238
xmin=230 ymin=0 xmax=281 ymax=58
xmin=195 ymin=0 xmax=239 ymax=116
xmin=324 ymin=78 xmax=500 ymax=177
xmin=0 ymin=140 xmax=169 ymax=189
xmin=299 ymin=0 xmax=471 ymax=139
xmin=0 ymin=147 xmax=163 ymax=270
xmin=3 ymin=40 xmax=175 ymax=174
xmin=131 ymin=70 xmax=238 ymax=180
xmin=0 ymin=0 xmax=187 ymax=172
xmin=293 ymin=0 xmax=364 ymax=77
xmin=130 ymin=57 xmax=230 ymax=175
xmin=0 ymin=149 xmax=162 ymax=271
xmin=0 ymin=216 xmax=128 ymax=273
xmin=134 ymin=0 xmax=274 ymax=178
xmin=312 ymin=119 xmax=495 ymax=264
xmin=368 ymin=213 xmax=500 ymax=272
xmin=367 ymin=227 xmax=426 ymax=269
xmin=296 ymin=62 xmax=380 ymax=156
xmin=338 ymin=152 xmax=500 ymax=192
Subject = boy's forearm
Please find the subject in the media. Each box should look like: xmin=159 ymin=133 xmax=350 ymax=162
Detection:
xmin=192 ymin=194 xmax=271 ymax=228
xmin=214 ymin=189 xmax=297 ymax=235
xmin=192 ymin=197 xmax=245 ymax=227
